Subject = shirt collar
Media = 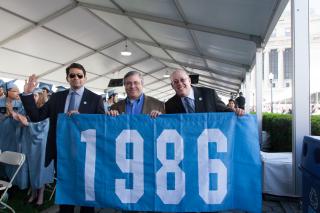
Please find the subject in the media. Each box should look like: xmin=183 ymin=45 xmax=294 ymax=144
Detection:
xmin=69 ymin=86 xmax=84 ymax=96
xmin=181 ymin=87 xmax=194 ymax=101
xmin=126 ymin=93 xmax=144 ymax=104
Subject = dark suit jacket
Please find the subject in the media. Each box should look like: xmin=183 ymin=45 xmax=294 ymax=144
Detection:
xmin=21 ymin=88 xmax=105 ymax=166
xmin=165 ymin=86 xmax=233 ymax=114
xmin=110 ymin=94 xmax=165 ymax=114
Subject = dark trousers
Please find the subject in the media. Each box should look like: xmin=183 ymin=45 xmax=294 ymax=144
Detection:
xmin=59 ymin=204 xmax=95 ymax=213
xmin=54 ymin=161 xmax=95 ymax=213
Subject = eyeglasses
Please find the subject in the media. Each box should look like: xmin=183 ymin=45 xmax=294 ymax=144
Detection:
xmin=125 ymin=81 xmax=142 ymax=86
xmin=172 ymin=78 xmax=189 ymax=86
xmin=69 ymin=73 xmax=84 ymax=79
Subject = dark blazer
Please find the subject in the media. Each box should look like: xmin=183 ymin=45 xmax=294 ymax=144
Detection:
xmin=165 ymin=86 xmax=233 ymax=114
xmin=110 ymin=94 xmax=165 ymax=114
xmin=20 ymin=88 xmax=105 ymax=166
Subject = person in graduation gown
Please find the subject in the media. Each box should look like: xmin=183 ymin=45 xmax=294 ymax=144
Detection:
xmin=24 ymin=88 xmax=54 ymax=206
xmin=0 ymin=80 xmax=29 ymax=189
xmin=0 ymin=79 xmax=5 ymax=99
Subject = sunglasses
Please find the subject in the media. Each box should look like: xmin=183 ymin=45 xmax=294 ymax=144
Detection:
xmin=69 ymin=73 xmax=84 ymax=79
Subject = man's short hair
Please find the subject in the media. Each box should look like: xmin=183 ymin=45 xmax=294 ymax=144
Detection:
xmin=123 ymin=71 xmax=143 ymax=84
xmin=66 ymin=63 xmax=86 ymax=76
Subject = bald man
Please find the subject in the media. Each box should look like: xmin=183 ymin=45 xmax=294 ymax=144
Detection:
xmin=165 ymin=69 xmax=244 ymax=115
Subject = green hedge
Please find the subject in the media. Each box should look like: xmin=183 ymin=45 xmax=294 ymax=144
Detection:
xmin=262 ymin=113 xmax=320 ymax=152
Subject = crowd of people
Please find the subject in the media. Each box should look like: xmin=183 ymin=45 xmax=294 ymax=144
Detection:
xmin=226 ymin=92 xmax=246 ymax=111
xmin=0 ymin=63 xmax=245 ymax=212
xmin=0 ymin=80 xmax=54 ymax=207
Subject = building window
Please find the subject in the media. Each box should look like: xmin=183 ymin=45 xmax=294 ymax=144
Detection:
xmin=286 ymin=82 xmax=290 ymax=87
xmin=269 ymin=49 xmax=278 ymax=79
xmin=284 ymin=48 xmax=293 ymax=79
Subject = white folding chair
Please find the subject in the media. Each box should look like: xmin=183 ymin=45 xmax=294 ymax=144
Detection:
xmin=0 ymin=151 xmax=25 ymax=213
xmin=48 ymin=177 xmax=56 ymax=201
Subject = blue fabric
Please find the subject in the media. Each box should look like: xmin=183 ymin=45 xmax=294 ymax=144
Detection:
xmin=0 ymin=98 xmax=29 ymax=189
xmin=3 ymin=79 xmax=17 ymax=93
xmin=38 ymin=82 xmax=53 ymax=92
xmin=67 ymin=91 xmax=76 ymax=112
xmin=0 ymin=98 xmax=26 ymax=152
xmin=125 ymin=94 xmax=144 ymax=114
xmin=25 ymin=118 xmax=54 ymax=189
xmin=0 ymin=79 xmax=4 ymax=87
xmin=183 ymin=97 xmax=195 ymax=113
xmin=56 ymin=113 xmax=261 ymax=212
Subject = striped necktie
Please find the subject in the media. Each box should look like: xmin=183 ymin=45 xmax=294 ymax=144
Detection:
xmin=184 ymin=97 xmax=195 ymax=113
xmin=68 ymin=92 xmax=76 ymax=112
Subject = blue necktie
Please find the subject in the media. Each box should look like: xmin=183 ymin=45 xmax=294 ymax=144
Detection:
xmin=68 ymin=92 xmax=76 ymax=112
xmin=184 ymin=97 xmax=195 ymax=113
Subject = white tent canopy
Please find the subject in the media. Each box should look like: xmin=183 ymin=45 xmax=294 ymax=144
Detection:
xmin=0 ymin=0 xmax=288 ymax=100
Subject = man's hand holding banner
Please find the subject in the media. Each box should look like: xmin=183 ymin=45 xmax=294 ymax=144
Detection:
xmin=56 ymin=113 xmax=261 ymax=212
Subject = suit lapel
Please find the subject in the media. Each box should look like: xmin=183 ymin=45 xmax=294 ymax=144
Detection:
xmin=173 ymin=95 xmax=185 ymax=113
xmin=193 ymin=87 xmax=205 ymax=112
xmin=78 ymin=88 xmax=88 ymax=113
xmin=119 ymin=100 xmax=126 ymax=114
xmin=58 ymin=90 xmax=69 ymax=113
xmin=142 ymin=94 xmax=148 ymax=114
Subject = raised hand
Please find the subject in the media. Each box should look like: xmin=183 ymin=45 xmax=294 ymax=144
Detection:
xmin=24 ymin=74 xmax=38 ymax=94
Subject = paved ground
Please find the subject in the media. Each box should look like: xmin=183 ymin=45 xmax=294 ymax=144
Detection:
xmin=41 ymin=196 xmax=302 ymax=213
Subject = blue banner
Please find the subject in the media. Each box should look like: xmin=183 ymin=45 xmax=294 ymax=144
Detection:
xmin=56 ymin=113 xmax=261 ymax=212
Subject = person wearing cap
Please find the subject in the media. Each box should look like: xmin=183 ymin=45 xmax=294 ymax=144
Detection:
xmin=0 ymin=80 xmax=25 ymax=117
xmin=0 ymin=79 xmax=5 ymax=99
xmin=0 ymin=80 xmax=30 ymax=190
xmin=38 ymin=82 xmax=53 ymax=102
xmin=23 ymin=88 xmax=54 ymax=207
xmin=20 ymin=63 xmax=104 ymax=213
xmin=55 ymin=85 xmax=67 ymax=92
xmin=107 ymin=71 xmax=164 ymax=117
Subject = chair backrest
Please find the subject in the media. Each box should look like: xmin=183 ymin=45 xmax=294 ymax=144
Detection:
xmin=0 ymin=151 xmax=25 ymax=166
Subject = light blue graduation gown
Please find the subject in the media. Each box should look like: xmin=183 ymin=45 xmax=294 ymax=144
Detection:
xmin=0 ymin=97 xmax=29 ymax=189
xmin=25 ymin=118 xmax=54 ymax=189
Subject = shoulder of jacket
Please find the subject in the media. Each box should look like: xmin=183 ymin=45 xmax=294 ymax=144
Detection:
xmin=145 ymin=95 xmax=162 ymax=103
xmin=111 ymin=99 xmax=124 ymax=108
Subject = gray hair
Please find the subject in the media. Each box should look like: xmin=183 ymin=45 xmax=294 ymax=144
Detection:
xmin=123 ymin=71 xmax=144 ymax=84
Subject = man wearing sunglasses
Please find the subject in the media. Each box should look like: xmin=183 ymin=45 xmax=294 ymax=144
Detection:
xmin=20 ymin=63 xmax=104 ymax=213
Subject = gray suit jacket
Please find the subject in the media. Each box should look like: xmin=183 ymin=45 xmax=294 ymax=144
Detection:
xmin=110 ymin=94 xmax=165 ymax=114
